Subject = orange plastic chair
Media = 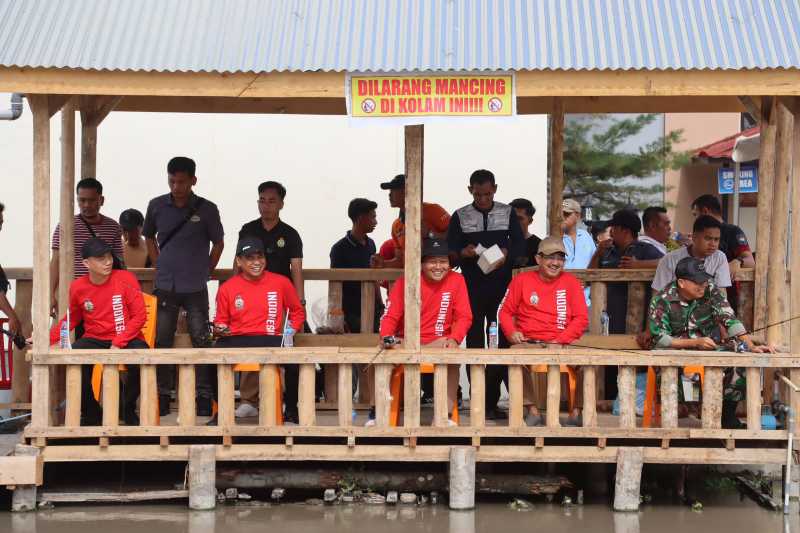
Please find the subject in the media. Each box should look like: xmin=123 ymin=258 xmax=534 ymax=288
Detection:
xmin=531 ymin=364 xmax=577 ymax=413
xmin=683 ymin=365 xmax=705 ymax=386
xmin=232 ymin=364 xmax=284 ymax=424
xmin=389 ymin=364 xmax=459 ymax=426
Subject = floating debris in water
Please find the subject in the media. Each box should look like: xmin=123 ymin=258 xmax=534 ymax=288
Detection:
xmin=509 ymin=498 xmax=533 ymax=511
xmin=562 ymin=496 xmax=572 ymax=506
xmin=430 ymin=492 xmax=439 ymax=505
xmin=237 ymin=493 xmax=252 ymax=501
xmin=691 ymin=501 xmax=704 ymax=512
xmin=386 ymin=491 xmax=399 ymax=504
xmin=399 ymin=492 xmax=417 ymax=504
xmin=271 ymin=488 xmax=286 ymax=502
xmin=363 ymin=492 xmax=386 ymax=505
xmin=304 ymin=498 xmax=324 ymax=506
xmin=225 ymin=488 xmax=238 ymax=500
xmin=323 ymin=489 xmax=337 ymax=504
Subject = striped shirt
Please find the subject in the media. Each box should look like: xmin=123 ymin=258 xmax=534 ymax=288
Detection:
xmin=51 ymin=214 xmax=124 ymax=278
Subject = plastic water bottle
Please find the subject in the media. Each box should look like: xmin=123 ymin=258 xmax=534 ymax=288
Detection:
xmin=283 ymin=324 xmax=295 ymax=348
xmin=488 ymin=322 xmax=499 ymax=349
xmin=600 ymin=310 xmax=610 ymax=336
xmin=59 ymin=319 xmax=70 ymax=349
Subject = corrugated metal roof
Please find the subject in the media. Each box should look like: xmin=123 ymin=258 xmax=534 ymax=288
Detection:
xmin=1 ymin=0 xmax=798 ymax=74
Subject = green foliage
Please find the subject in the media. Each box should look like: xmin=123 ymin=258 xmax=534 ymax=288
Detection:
xmin=563 ymin=114 xmax=691 ymax=218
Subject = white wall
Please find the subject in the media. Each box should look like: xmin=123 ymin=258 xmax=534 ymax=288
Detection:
xmin=0 ymin=97 xmax=547 ymax=327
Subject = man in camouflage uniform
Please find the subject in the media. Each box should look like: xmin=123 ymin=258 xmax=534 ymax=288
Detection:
xmin=648 ymin=256 xmax=774 ymax=428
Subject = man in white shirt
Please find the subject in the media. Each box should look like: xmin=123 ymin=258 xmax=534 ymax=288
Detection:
xmin=638 ymin=206 xmax=671 ymax=256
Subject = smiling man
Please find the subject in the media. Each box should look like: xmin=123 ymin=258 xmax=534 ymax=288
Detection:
xmin=498 ymin=236 xmax=589 ymax=426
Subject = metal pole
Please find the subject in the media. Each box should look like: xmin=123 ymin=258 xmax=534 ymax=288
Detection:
xmin=733 ymin=161 xmax=741 ymax=226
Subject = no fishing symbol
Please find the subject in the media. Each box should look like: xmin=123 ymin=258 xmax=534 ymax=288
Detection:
xmin=488 ymin=97 xmax=503 ymax=113
xmin=361 ymin=98 xmax=376 ymax=113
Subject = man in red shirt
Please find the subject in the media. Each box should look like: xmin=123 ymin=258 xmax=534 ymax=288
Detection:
xmin=369 ymin=238 xmax=472 ymax=426
xmin=48 ymin=238 xmax=148 ymax=426
xmin=209 ymin=237 xmax=305 ymax=425
xmin=498 ymin=237 xmax=588 ymax=426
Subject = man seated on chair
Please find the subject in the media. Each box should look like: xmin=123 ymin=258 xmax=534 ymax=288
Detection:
xmin=498 ymin=236 xmax=589 ymax=427
xmin=47 ymin=237 xmax=147 ymax=426
xmin=209 ymin=237 xmax=305 ymax=425
xmin=647 ymin=256 xmax=774 ymax=429
xmin=368 ymin=238 xmax=472 ymax=427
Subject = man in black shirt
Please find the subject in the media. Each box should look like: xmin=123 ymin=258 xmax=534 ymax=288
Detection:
xmin=330 ymin=198 xmax=383 ymax=333
xmin=235 ymin=180 xmax=304 ymax=422
xmin=509 ymin=198 xmax=541 ymax=267
xmin=448 ymin=169 xmax=525 ymax=419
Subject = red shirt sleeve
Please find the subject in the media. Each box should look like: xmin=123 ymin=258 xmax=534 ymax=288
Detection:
xmin=379 ymin=277 xmax=405 ymax=338
xmin=449 ymin=274 xmax=472 ymax=343
xmin=213 ymin=281 xmax=231 ymax=328
xmin=112 ymin=272 xmax=146 ymax=347
xmin=554 ymin=275 xmax=589 ymax=344
xmin=498 ymin=277 xmax=522 ymax=340
xmin=49 ymin=279 xmax=84 ymax=345
xmin=282 ymin=277 xmax=306 ymax=331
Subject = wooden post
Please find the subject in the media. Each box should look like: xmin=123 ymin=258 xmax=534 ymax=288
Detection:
xmin=507 ymin=365 xmax=523 ymax=427
xmin=403 ymin=125 xmax=423 ymax=351
xmin=660 ymin=367 xmax=679 ymax=429
xmin=11 ymin=445 xmax=40 ymax=512
xmin=403 ymin=364 xmax=421 ymax=429
xmin=618 ymin=366 xmax=636 ymax=428
xmin=28 ymin=95 xmax=51 ymax=429
xmin=613 ymin=447 xmax=644 ymax=512
xmin=58 ymin=99 xmax=76 ymax=316
xmin=547 ymin=97 xmax=565 ymax=236
xmin=139 ymin=364 xmax=158 ymax=425
xmin=325 ymin=280 xmax=342 ymax=403
xmin=767 ymin=102 xmax=793 ymax=346
xmin=11 ymin=280 xmax=32 ymax=406
xmin=337 ymin=363 xmax=353 ymax=427
xmin=298 ymin=363 xmax=316 ymax=426
xmin=64 ymin=365 xmax=81 ymax=427
xmin=746 ymin=367 xmax=761 ymax=430
xmin=791 ymin=98 xmax=800 ymax=353
xmin=582 ymin=366 xmax=597 ymax=427
xmin=754 ymin=97 xmax=777 ymax=338
xmin=469 ymin=364 xmax=485 ymax=428
xmin=791 ymin=368 xmax=800 ymax=440
xmin=373 ymin=363 xmax=392 ymax=427
xmin=702 ymin=368 xmax=724 ymax=429
xmin=178 ymin=365 xmax=196 ymax=427
xmin=259 ymin=364 xmax=279 ymax=427
xmin=546 ymin=364 xmax=561 ymax=427
xmin=101 ymin=365 xmax=119 ymax=427
xmin=737 ymin=281 xmax=755 ymax=333
xmin=625 ymin=282 xmax=646 ymax=334
xmin=79 ymin=96 xmax=121 ymax=179
xmin=433 ymin=364 xmax=449 ymax=427
xmin=217 ymin=364 xmax=235 ymax=428
xmin=359 ymin=281 xmax=376 ymax=334
xmin=589 ymin=282 xmax=607 ymax=333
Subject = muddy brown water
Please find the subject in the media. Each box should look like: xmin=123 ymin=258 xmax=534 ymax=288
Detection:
xmin=2 ymin=500 xmax=799 ymax=533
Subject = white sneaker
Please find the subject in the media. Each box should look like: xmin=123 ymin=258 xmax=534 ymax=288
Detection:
xmin=447 ymin=419 xmax=458 ymax=427
xmin=364 ymin=418 xmax=376 ymax=427
xmin=235 ymin=403 xmax=259 ymax=418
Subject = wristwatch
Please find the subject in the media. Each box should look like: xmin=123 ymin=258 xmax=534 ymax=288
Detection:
xmin=300 ymin=299 xmax=307 ymax=306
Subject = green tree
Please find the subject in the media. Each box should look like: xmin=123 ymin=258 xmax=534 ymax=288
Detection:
xmin=563 ymin=114 xmax=690 ymax=219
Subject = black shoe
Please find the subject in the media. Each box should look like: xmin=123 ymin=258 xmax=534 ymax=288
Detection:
xmin=81 ymin=415 xmax=102 ymax=426
xmin=486 ymin=408 xmax=508 ymax=420
xmin=284 ymin=408 xmax=299 ymax=425
xmin=124 ymin=409 xmax=140 ymax=426
xmin=197 ymin=397 xmax=213 ymax=417
xmin=159 ymin=395 xmax=171 ymax=417
xmin=722 ymin=400 xmax=745 ymax=429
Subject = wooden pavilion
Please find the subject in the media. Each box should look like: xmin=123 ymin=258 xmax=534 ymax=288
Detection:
xmin=1 ymin=0 xmax=800 ymax=511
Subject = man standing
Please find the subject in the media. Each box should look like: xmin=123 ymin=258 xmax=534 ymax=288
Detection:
xmin=447 ymin=169 xmax=524 ymax=419
xmin=561 ymin=199 xmax=596 ymax=270
xmin=143 ymin=156 xmax=225 ymax=416
xmin=47 ymin=238 xmax=148 ymax=426
xmin=119 ymin=209 xmax=150 ymax=268
xmin=50 ymin=178 xmax=124 ymax=314
xmin=210 ymin=238 xmax=305 ymax=425
xmin=509 ymin=198 xmax=541 ymax=267
xmin=371 ymin=174 xmax=450 ymax=268
xmin=648 ymin=257 xmax=774 ymax=428
xmin=589 ymin=209 xmax=663 ymax=334
xmin=330 ymin=198 xmax=383 ymax=333
xmin=236 ymin=181 xmax=304 ymax=419
xmin=498 ymin=237 xmax=589 ymax=426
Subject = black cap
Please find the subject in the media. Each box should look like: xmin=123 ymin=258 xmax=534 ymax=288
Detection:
xmin=236 ymin=237 xmax=265 ymax=257
xmin=380 ymin=174 xmax=405 ymax=190
xmin=81 ymin=237 xmax=113 ymax=259
xmin=608 ymin=209 xmax=642 ymax=234
xmin=675 ymin=257 xmax=713 ymax=284
xmin=118 ymin=208 xmax=144 ymax=230
xmin=422 ymin=238 xmax=449 ymax=258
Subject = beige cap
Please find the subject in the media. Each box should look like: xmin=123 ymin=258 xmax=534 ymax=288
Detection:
xmin=562 ymin=198 xmax=581 ymax=214
xmin=538 ymin=236 xmax=567 ymax=256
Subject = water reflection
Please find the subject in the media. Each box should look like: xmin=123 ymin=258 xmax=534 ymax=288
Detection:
xmin=612 ymin=512 xmax=639 ymax=533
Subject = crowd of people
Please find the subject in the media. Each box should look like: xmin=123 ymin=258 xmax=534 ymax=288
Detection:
xmin=0 ymin=158 xmax=775 ymax=429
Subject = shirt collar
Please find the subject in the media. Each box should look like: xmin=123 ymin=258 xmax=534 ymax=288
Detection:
xmin=167 ymin=192 xmax=197 ymax=207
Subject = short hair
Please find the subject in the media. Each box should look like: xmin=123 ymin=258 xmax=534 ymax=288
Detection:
xmin=693 ymin=214 xmax=722 ymax=234
xmin=347 ymin=198 xmax=378 ymax=222
xmin=258 ymin=181 xmax=287 ymax=200
xmin=0 ymin=202 xmax=4 ymax=212
xmin=589 ymin=220 xmax=608 ymax=241
xmin=691 ymin=194 xmax=722 ymax=215
xmin=76 ymin=178 xmax=103 ymax=195
xmin=510 ymin=198 xmax=536 ymax=218
xmin=642 ymin=206 xmax=667 ymax=229
xmin=469 ymin=169 xmax=495 ymax=186
xmin=167 ymin=156 xmax=196 ymax=176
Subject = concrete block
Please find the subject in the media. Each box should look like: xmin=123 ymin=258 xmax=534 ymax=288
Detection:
xmin=613 ymin=447 xmax=644 ymax=512
xmin=449 ymin=446 xmax=476 ymax=510
xmin=188 ymin=445 xmax=216 ymax=510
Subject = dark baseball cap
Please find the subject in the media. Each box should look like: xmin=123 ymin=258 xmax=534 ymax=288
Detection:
xmin=118 ymin=208 xmax=144 ymax=230
xmin=380 ymin=174 xmax=405 ymax=190
xmin=675 ymin=257 xmax=713 ymax=284
xmin=608 ymin=209 xmax=642 ymax=234
xmin=81 ymin=237 xmax=113 ymax=259
xmin=422 ymin=238 xmax=449 ymax=258
xmin=235 ymin=237 xmax=265 ymax=257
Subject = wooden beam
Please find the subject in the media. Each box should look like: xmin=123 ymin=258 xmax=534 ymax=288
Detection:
xmin=738 ymin=96 xmax=761 ymax=124
xmin=58 ymin=99 xmax=76 ymax=316
xmin=767 ymin=102 xmax=793 ymax=345
xmin=791 ymin=100 xmax=800 ymax=353
xmin=47 ymin=94 xmax=70 ymax=118
xmin=403 ymin=125 xmax=423 ymax=351
xmin=91 ymin=96 xmax=123 ymax=126
xmin=754 ymin=97 xmax=777 ymax=338
xmin=518 ymin=96 xmax=749 ymax=114
xmin=115 ymin=96 xmax=346 ymax=115
xmin=547 ymin=97 xmax=565 ymax=236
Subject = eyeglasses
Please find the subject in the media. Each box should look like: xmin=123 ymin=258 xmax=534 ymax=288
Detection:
xmin=539 ymin=253 xmax=566 ymax=262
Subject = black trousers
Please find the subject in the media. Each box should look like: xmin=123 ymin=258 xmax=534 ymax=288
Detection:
xmin=154 ymin=288 xmax=213 ymax=400
xmin=213 ymin=335 xmax=299 ymax=415
xmin=465 ymin=279 xmax=510 ymax=412
xmin=72 ymin=337 xmax=148 ymax=424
